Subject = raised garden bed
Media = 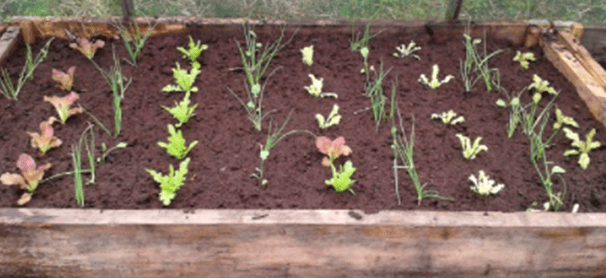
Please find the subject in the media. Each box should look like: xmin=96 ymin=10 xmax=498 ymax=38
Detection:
xmin=1 ymin=18 xmax=606 ymax=276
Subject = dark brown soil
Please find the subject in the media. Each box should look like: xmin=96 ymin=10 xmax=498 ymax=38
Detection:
xmin=1 ymin=24 xmax=605 ymax=212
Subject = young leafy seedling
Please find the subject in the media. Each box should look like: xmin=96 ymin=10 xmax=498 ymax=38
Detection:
xmin=44 ymin=92 xmax=84 ymax=124
xmin=70 ymin=38 xmax=105 ymax=59
xmin=158 ymin=124 xmax=198 ymax=160
xmin=27 ymin=117 xmax=62 ymax=155
xmin=146 ymin=157 xmax=190 ymax=206
xmin=162 ymin=63 xmax=200 ymax=93
xmin=177 ymin=35 xmax=209 ymax=68
xmin=98 ymin=142 xmax=128 ymax=163
xmin=162 ymin=91 xmax=198 ymax=127
xmin=553 ymin=107 xmax=578 ymax=130
xmin=513 ymin=51 xmax=535 ymax=70
xmin=300 ymin=45 xmax=313 ymax=67
xmin=563 ymin=128 xmax=601 ymax=170
xmin=316 ymin=104 xmax=342 ymax=130
xmin=0 ymin=153 xmax=52 ymax=205
xmin=529 ymin=74 xmax=558 ymax=103
xmin=393 ymin=41 xmax=421 ymax=60
xmin=418 ymin=64 xmax=454 ymax=89
xmin=52 ymin=66 xmax=76 ymax=91
xmin=325 ymin=160 xmax=357 ymax=195
xmin=431 ymin=110 xmax=465 ymax=126
xmin=469 ymin=170 xmax=505 ymax=196
xmin=304 ymin=74 xmax=338 ymax=98
xmin=456 ymin=134 xmax=488 ymax=160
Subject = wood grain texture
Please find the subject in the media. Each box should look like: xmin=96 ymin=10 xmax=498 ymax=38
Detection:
xmin=0 ymin=26 xmax=20 ymax=66
xmin=1 ymin=209 xmax=606 ymax=277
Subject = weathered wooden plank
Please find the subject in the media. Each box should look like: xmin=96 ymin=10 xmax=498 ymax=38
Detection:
xmin=0 ymin=26 xmax=20 ymax=66
xmin=1 ymin=209 xmax=606 ymax=277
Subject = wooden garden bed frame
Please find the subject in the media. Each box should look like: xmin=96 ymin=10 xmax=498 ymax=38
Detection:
xmin=1 ymin=18 xmax=606 ymax=277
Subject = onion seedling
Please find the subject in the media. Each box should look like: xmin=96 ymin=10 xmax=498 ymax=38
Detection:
xmin=0 ymin=38 xmax=53 ymax=101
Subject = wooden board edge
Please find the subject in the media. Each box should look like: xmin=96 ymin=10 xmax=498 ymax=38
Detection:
xmin=0 ymin=26 xmax=20 ymax=66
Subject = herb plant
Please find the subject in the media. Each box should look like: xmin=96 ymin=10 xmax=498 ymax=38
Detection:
xmin=72 ymin=124 xmax=96 ymax=206
xmin=227 ymin=72 xmax=277 ymax=131
xmin=460 ymin=32 xmax=503 ymax=92
xmin=0 ymin=153 xmax=52 ymax=205
xmin=456 ymin=134 xmax=488 ymax=160
xmin=70 ymin=38 xmax=105 ymax=59
xmin=513 ymin=51 xmax=535 ymax=70
xmin=162 ymin=62 xmax=200 ymax=93
xmin=350 ymin=23 xmax=378 ymax=52
xmin=51 ymin=66 xmax=76 ymax=91
xmin=418 ymin=64 xmax=454 ymax=89
xmin=0 ymin=38 xmax=53 ymax=101
xmin=469 ymin=170 xmax=505 ymax=196
xmin=563 ymin=128 xmax=601 ymax=170
xmin=44 ymin=92 xmax=84 ymax=124
xmin=177 ymin=35 xmax=208 ymax=68
xmin=116 ymin=21 xmax=155 ymax=66
xmin=300 ymin=45 xmax=313 ymax=67
xmin=162 ymin=91 xmax=198 ymax=127
xmin=365 ymin=62 xmax=390 ymax=130
xmin=431 ymin=110 xmax=465 ymax=126
xmin=393 ymin=41 xmax=421 ymax=60
xmin=27 ymin=117 xmax=62 ymax=155
xmin=304 ymin=74 xmax=338 ymax=98
xmin=146 ymin=157 xmax=190 ymax=206
xmin=316 ymin=104 xmax=342 ymax=130
xmin=158 ymin=124 xmax=198 ymax=160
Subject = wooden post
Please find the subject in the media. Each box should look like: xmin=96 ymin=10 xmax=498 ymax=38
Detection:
xmin=445 ymin=0 xmax=463 ymax=20
xmin=121 ymin=0 xmax=134 ymax=20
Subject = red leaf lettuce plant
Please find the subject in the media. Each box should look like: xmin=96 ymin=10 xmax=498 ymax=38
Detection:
xmin=44 ymin=92 xmax=84 ymax=124
xmin=27 ymin=116 xmax=62 ymax=155
xmin=0 ymin=153 xmax=52 ymax=205
xmin=70 ymin=38 xmax=105 ymax=59
xmin=52 ymin=66 xmax=76 ymax=91
xmin=316 ymin=136 xmax=356 ymax=194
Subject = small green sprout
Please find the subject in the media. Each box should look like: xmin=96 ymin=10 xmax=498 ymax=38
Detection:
xmin=162 ymin=63 xmax=200 ymax=93
xmin=158 ymin=124 xmax=199 ymax=160
xmin=553 ymin=108 xmax=578 ymax=130
xmin=469 ymin=170 xmax=505 ymax=196
xmin=97 ymin=142 xmax=127 ymax=163
xmin=456 ymin=134 xmax=488 ymax=160
xmin=304 ymin=74 xmax=338 ymax=98
xmin=431 ymin=110 xmax=465 ymax=125
xmin=146 ymin=157 xmax=190 ymax=206
xmin=325 ymin=160 xmax=356 ymax=195
xmin=563 ymin=128 xmax=601 ymax=170
xmin=529 ymin=74 xmax=557 ymax=103
xmin=177 ymin=35 xmax=208 ymax=68
xmin=393 ymin=41 xmax=421 ymax=60
xmin=300 ymin=45 xmax=313 ymax=67
xmin=418 ymin=64 xmax=454 ymax=89
xmin=162 ymin=91 xmax=198 ymax=127
xmin=316 ymin=104 xmax=342 ymax=129
xmin=513 ymin=51 xmax=535 ymax=70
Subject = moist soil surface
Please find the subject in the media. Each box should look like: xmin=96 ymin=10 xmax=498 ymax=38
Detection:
xmin=1 ymin=24 xmax=605 ymax=213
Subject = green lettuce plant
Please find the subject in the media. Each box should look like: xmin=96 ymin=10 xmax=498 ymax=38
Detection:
xmin=146 ymin=157 xmax=190 ymax=206
xmin=325 ymin=160 xmax=357 ymax=195
xmin=316 ymin=104 xmax=342 ymax=130
xmin=300 ymin=45 xmax=313 ymax=66
xmin=418 ymin=64 xmax=454 ymax=89
xmin=393 ymin=41 xmax=421 ymax=60
xmin=27 ymin=117 xmax=62 ymax=155
xmin=456 ymin=134 xmax=488 ymax=160
xmin=178 ymin=35 xmax=208 ymax=68
xmin=0 ymin=153 xmax=52 ymax=205
xmin=158 ymin=124 xmax=199 ymax=160
xmin=162 ymin=63 xmax=200 ymax=93
xmin=469 ymin=170 xmax=505 ymax=196
xmin=162 ymin=91 xmax=198 ymax=127
xmin=563 ymin=128 xmax=601 ymax=170
xmin=431 ymin=110 xmax=465 ymax=125
xmin=44 ymin=92 xmax=84 ymax=124
xmin=304 ymin=74 xmax=338 ymax=98
xmin=513 ymin=51 xmax=535 ymax=70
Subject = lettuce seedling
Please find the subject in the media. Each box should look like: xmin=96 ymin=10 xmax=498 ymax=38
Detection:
xmin=393 ymin=41 xmax=421 ymax=60
xmin=469 ymin=170 xmax=505 ymax=196
xmin=0 ymin=153 xmax=51 ymax=205
xmin=44 ymin=92 xmax=84 ymax=124
xmin=158 ymin=124 xmax=199 ymax=160
xmin=70 ymin=38 xmax=105 ymax=59
xmin=553 ymin=107 xmax=578 ymax=130
xmin=177 ymin=35 xmax=208 ymax=69
xmin=456 ymin=134 xmax=488 ymax=160
xmin=146 ymin=157 xmax=190 ymax=206
xmin=162 ymin=63 xmax=200 ymax=93
xmin=325 ymin=160 xmax=356 ymax=195
xmin=316 ymin=136 xmax=352 ymax=167
xmin=51 ymin=66 xmax=76 ymax=91
xmin=162 ymin=91 xmax=198 ymax=127
xmin=27 ymin=117 xmax=62 ymax=155
xmin=418 ymin=64 xmax=454 ymax=89
xmin=529 ymin=74 xmax=557 ymax=104
xmin=431 ymin=110 xmax=465 ymax=125
xmin=300 ymin=45 xmax=314 ymax=67
xmin=563 ymin=128 xmax=601 ymax=170
xmin=304 ymin=74 xmax=338 ymax=99
xmin=316 ymin=104 xmax=342 ymax=129
xmin=513 ymin=51 xmax=535 ymax=70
